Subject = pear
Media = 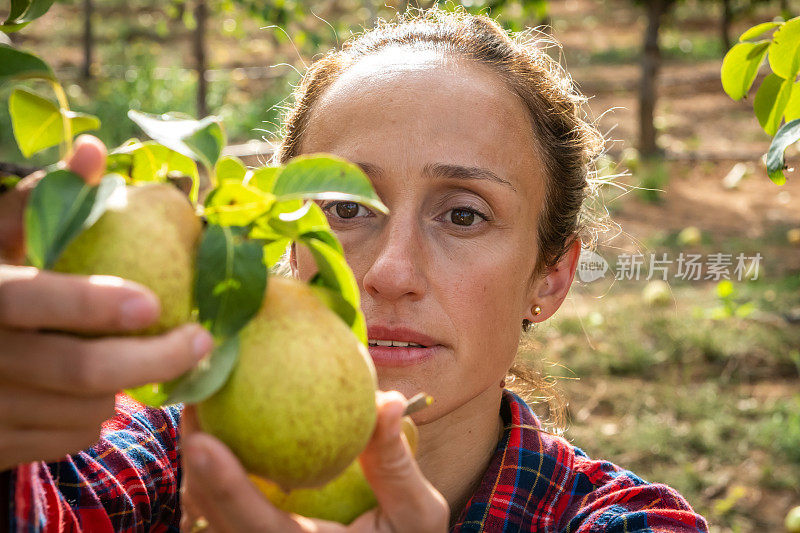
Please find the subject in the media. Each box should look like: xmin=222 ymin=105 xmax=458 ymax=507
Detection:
xmin=53 ymin=183 xmax=201 ymax=335
xmin=250 ymin=461 xmax=376 ymax=524
xmin=642 ymin=280 xmax=671 ymax=307
xmin=197 ymin=276 xmax=378 ymax=491
xmin=788 ymin=506 xmax=800 ymax=533
xmin=248 ymin=416 xmax=419 ymax=524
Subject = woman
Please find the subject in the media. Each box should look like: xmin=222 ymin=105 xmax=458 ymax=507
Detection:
xmin=0 ymin=7 xmax=708 ymax=532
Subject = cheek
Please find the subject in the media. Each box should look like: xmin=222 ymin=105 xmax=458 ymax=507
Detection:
xmin=444 ymin=260 xmax=526 ymax=359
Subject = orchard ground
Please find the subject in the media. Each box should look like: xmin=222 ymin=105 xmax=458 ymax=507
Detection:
xmin=2 ymin=0 xmax=799 ymax=531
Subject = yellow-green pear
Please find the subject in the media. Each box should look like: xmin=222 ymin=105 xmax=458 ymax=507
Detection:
xmin=250 ymin=461 xmax=376 ymax=524
xmin=642 ymin=280 xmax=671 ymax=307
xmin=677 ymin=226 xmax=702 ymax=246
xmin=787 ymin=506 xmax=800 ymax=533
xmin=248 ymin=415 xmax=419 ymax=524
xmin=53 ymin=183 xmax=201 ymax=335
xmin=197 ymin=276 xmax=378 ymax=491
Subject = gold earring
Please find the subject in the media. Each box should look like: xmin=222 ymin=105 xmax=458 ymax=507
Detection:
xmin=532 ymin=304 xmax=542 ymax=316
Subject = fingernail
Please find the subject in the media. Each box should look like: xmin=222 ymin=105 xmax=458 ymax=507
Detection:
xmin=119 ymin=295 xmax=158 ymax=330
xmin=192 ymin=328 xmax=214 ymax=359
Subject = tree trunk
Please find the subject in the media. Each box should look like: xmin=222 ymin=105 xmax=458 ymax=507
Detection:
xmin=639 ymin=0 xmax=672 ymax=158
xmin=194 ymin=0 xmax=208 ymax=118
xmin=81 ymin=0 xmax=94 ymax=79
xmin=721 ymin=0 xmax=732 ymax=52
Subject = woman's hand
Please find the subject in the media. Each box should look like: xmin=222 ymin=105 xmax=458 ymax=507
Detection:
xmin=0 ymin=136 xmax=214 ymax=471
xmin=180 ymin=390 xmax=450 ymax=533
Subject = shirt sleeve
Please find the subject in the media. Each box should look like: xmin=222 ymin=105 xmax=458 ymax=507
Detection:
xmin=8 ymin=394 xmax=183 ymax=533
xmin=558 ymin=454 xmax=709 ymax=533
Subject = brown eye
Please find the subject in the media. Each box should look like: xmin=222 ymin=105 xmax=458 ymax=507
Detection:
xmin=335 ymin=202 xmax=360 ymax=218
xmin=450 ymin=208 xmax=475 ymax=226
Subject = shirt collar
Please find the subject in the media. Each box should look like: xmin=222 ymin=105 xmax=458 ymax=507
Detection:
xmin=451 ymin=389 xmax=545 ymax=531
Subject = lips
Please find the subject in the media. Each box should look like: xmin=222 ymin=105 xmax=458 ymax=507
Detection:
xmin=366 ymin=325 xmax=439 ymax=347
xmin=366 ymin=325 xmax=443 ymax=367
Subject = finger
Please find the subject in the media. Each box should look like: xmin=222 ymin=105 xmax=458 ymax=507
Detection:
xmin=0 ymin=170 xmax=46 ymax=265
xmin=180 ymin=451 xmax=217 ymax=533
xmin=0 ymin=324 xmax=213 ymax=395
xmin=358 ymin=391 xmax=449 ymax=532
xmin=181 ymin=403 xmax=201 ymax=435
xmin=180 ymin=408 xmax=219 ymax=533
xmin=182 ymin=432 xmax=311 ymax=533
xmin=0 ymin=266 xmax=161 ymax=333
xmin=0 ymin=428 xmax=106 ymax=467
xmin=65 ymin=134 xmax=107 ymax=186
xmin=0 ymin=383 xmax=115 ymax=430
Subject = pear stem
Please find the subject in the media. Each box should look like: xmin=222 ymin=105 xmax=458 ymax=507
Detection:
xmin=403 ymin=393 xmax=433 ymax=416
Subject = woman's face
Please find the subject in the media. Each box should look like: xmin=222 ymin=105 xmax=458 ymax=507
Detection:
xmin=294 ymin=50 xmax=578 ymax=423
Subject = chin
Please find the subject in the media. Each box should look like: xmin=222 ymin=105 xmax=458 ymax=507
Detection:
xmin=376 ymin=374 xmax=432 ymax=402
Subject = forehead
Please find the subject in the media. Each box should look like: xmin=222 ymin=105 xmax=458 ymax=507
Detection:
xmin=300 ymin=49 xmax=545 ymax=197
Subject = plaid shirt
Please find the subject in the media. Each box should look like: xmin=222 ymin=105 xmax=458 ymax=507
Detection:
xmin=9 ymin=394 xmax=182 ymax=532
xmin=451 ymin=390 xmax=709 ymax=532
xmin=7 ymin=391 xmax=708 ymax=532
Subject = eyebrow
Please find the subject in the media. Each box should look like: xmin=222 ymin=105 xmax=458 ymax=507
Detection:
xmin=354 ymin=161 xmax=517 ymax=191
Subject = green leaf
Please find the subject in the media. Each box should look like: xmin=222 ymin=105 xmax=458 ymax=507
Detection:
xmin=246 ymin=165 xmax=281 ymax=193
xmin=739 ymin=21 xmax=782 ymax=42
xmin=769 ymin=16 xmax=800 ymax=80
xmin=108 ymin=140 xmax=200 ymax=199
xmin=301 ymin=236 xmax=366 ymax=345
xmin=299 ymin=229 xmax=344 ymax=256
xmin=215 ymin=156 xmax=247 ymax=183
xmin=130 ymin=142 xmax=199 ymax=184
xmin=127 ymin=111 xmax=225 ymax=170
xmin=250 ymin=199 xmax=303 ymax=238
xmin=195 ymin=224 xmax=267 ymax=339
xmin=204 ymin=182 xmax=274 ymax=226
xmin=7 ymin=0 xmax=31 ymax=23
xmin=9 ymin=88 xmax=99 ymax=157
xmin=24 ymin=171 xmax=124 ymax=269
xmin=263 ymin=237 xmax=291 ymax=268
xmin=1 ymin=0 xmax=55 ymax=32
xmin=721 ymin=41 xmax=770 ymax=101
xmin=162 ymin=335 xmax=241 ymax=404
xmin=754 ymin=73 xmax=794 ymax=135
xmin=266 ymin=201 xmax=331 ymax=241
xmin=0 ymin=45 xmax=55 ymax=86
xmin=273 ymin=154 xmax=388 ymax=214
xmin=784 ymin=82 xmax=800 ymax=122
xmin=124 ymin=382 xmax=169 ymax=407
xmin=766 ymin=117 xmax=800 ymax=185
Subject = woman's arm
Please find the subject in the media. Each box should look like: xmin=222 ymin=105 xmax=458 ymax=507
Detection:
xmin=560 ymin=452 xmax=709 ymax=533
xmin=0 ymin=136 xmax=211 ymax=532
xmin=10 ymin=396 xmax=183 ymax=532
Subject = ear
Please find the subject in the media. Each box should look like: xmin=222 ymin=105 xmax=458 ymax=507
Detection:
xmin=524 ymin=237 xmax=582 ymax=323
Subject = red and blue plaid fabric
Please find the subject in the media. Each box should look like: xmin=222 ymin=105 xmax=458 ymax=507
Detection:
xmin=8 ymin=390 xmax=708 ymax=532
xmin=451 ymin=389 xmax=709 ymax=532
xmin=9 ymin=394 xmax=182 ymax=532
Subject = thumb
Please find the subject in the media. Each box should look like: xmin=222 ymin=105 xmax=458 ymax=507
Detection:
xmin=358 ymin=391 xmax=449 ymax=532
xmin=64 ymin=134 xmax=107 ymax=186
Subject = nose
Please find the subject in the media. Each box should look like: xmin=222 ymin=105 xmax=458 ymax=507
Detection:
xmin=361 ymin=214 xmax=426 ymax=302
